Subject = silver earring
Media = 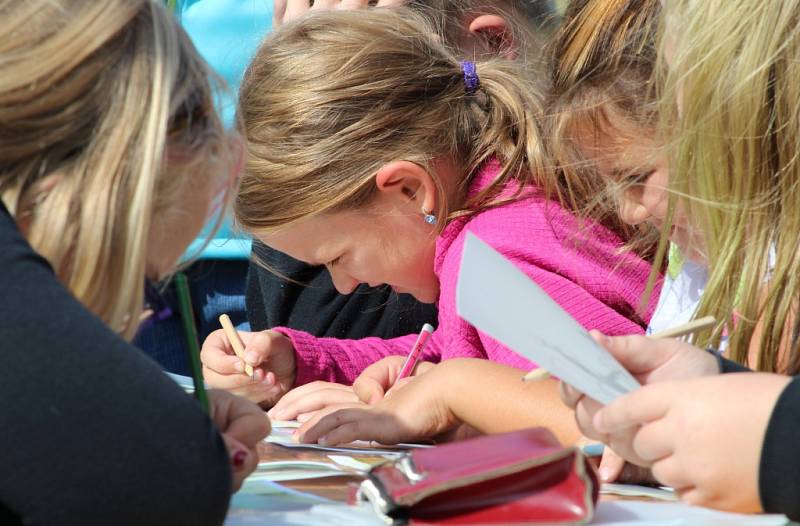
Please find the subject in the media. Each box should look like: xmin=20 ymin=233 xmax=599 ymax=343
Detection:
xmin=422 ymin=211 xmax=438 ymax=225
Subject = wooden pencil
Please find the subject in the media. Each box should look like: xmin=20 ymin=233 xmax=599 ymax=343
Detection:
xmin=219 ymin=313 xmax=255 ymax=378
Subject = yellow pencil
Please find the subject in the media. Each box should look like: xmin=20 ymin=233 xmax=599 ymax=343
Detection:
xmin=219 ymin=314 xmax=255 ymax=379
xmin=522 ymin=316 xmax=717 ymax=382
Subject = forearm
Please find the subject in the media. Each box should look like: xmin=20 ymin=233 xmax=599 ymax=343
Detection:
xmin=440 ymin=359 xmax=581 ymax=445
xmin=275 ymin=328 xmax=421 ymax=385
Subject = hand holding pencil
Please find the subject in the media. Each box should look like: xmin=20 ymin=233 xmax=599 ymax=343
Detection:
xmin=200 ymin=322 xmax=298 ymax=407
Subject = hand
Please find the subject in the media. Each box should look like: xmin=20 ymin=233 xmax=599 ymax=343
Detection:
xmin=273 ymin=0 xmax=404 ymax=26
xmin=560 ymin=331 xmax=720 ymax=441
xmin=208 ymin=390 xmax=272 ymax=492
xmin=267 ymin=381 xmax=361 ymax=422
xmin=594 ymin=447 xmax=658 ymax=485
xmin=201 ymin=329 xmax=296 ymax=407
xmin=352 ymin=355 xmax=436 ymax=405
xmin=296 ymin=363 xmax=457 ymax=445
xmin=593 ymin=373 xmax=789 ymax=513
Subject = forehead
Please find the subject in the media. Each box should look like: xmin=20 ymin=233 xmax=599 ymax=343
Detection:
xmin=572 ymin=112 xmax=660 ymax=173
xmin=255 ymin=212 xmax=354 ymax=265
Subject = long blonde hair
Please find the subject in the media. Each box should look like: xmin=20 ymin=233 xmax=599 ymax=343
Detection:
xmin=0 ymin=0 xmax=230 ymax=340
xmin=236 ymin=8 xmax=558 ymax=236
xmin=546 ymin=0 xmax=662 ymax=259
xmin=658 ymin=0 xmax=800 ymax=372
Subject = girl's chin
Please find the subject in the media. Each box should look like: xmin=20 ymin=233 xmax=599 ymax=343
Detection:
xmin=392 ymin=285 xmax=438 ymax=304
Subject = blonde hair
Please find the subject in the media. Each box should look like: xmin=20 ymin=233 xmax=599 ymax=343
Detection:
xmin=545 ymin=0 xmax=662 ymax=259
xmin=236 ymin=8 xmax=554 ymax=234
xmin=0 ymin=0 xmax=230 ymax=340
xmin=658 ymin=0 xmax=800 ymax=372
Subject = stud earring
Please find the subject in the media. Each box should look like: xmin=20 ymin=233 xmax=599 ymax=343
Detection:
xmin=422 ymin=209 xmax=437 ymax=225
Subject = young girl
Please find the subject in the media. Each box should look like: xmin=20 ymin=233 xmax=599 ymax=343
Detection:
xmin=201 ymin=8 xmax=658 ymax=441
xmin=0 ymin=1 xmax=269 ymax=521
xmin=290 ymin=0 xmax=670 ymax=448
xmin=563 ymin=0 xmax=800 ymax=518
xmin=546 ymin=0 xmax=708 ymax=340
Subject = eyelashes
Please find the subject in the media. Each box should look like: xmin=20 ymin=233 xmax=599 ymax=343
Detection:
xmin=326 ymin=256 xmax=342 ymax=267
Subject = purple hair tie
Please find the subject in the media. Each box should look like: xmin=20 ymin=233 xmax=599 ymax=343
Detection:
xmin=461 ymin=60 xmax=479 ymax=95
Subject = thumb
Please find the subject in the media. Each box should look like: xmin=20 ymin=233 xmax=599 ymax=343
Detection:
xmin=354 ymin=375 xmax=386 ymax=405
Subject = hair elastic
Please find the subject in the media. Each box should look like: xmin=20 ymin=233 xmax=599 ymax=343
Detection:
xmin=461 ymin=60 xmax=479 ymax=95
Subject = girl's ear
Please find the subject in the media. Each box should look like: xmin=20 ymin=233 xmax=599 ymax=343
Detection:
xmin=468 ymin=14 xmax=516 ymax=60
xmin=374 ymin=160 xmax=437 ymax=215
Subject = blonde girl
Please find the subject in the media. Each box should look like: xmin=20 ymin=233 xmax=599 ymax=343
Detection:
xmin=201 ymin=8 xmax=657 ymax=443
xmin=563 ymin=0 xmax=800 ymax=518
xmin=1 ymin=0 xmax=230 ymax=340
xmin=0 ymin=2 xmax=269 ymax=520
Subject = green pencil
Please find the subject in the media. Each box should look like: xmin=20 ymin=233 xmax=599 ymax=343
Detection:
xmin=175 ymin=272 xmax=209 ymax=414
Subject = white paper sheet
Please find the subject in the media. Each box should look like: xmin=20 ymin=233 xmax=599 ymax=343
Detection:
xmin=593 ymin=500 xmax=788 ymax=525
xmin=456 ymin=232 xmax=640 ymax=404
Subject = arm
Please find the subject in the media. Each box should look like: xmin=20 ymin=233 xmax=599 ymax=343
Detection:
xmin=275 ymin=327 xmax=440 ymax=385
xmin=297 ymin=358 xmax=581 ymax=446
xmin=438 ymin=359 xmax=582 ymax=445
xmin=0 ymin=208 xmax=231 ymax=525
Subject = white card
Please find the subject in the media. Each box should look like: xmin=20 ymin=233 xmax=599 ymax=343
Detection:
xmin=455 ymin=232 xmax=640 ymax=404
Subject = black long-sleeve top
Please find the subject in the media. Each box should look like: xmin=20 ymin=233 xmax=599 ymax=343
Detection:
xmin=245 ymin=241 xmax=437 ymax=338
xmin=0 ymin=203 xmax=231 ymax=525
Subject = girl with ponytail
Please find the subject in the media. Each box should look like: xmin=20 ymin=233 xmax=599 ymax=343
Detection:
xmin=201 ymin=8 xmax=656 ymax=444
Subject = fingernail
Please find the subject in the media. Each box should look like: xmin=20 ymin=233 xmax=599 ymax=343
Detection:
xmin=233 ymin=361 xmax=245 ymax=373
xmin=245 ymin=351 xmax=259 ymax=365
xmin=599 ymin=467 xmax=613 ymax=482
xmin=266 ymin=408 xmax=275 ymax=418
xmin=318 ymin=435 xmax=330 ymax=446
xmin=232 ymin=450 xmax=248 ymax=469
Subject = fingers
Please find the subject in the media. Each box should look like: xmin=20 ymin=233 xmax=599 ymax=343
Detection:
xmin=282 ymin=0 xmax=312 ymax=22
xmin=273 ymin=0 xmax=288 ymax=25
xmin=591 ymin=331 xmax=681 ymax=376
xmin=296 ymin=405 xmax=378 ymax=445
xmin=559 ymin=381 xmax=586 ymax=410
xmin=267 ymin=381 xmax=360 ymax=420
xmin=573 ymin=395 xmax=606 ymax=441
xmin=209 ymin=389 xmax=272 ymax=446
xmin=201 ymin=328 xmax=245 ymax=375
xmin=353 ymin=356 xmax=406 ymax=404
xmin=594 ymin=384 xmax=671 ymax=435
xmin=223 ymin=434 xmax=259 ymax=492
xmin=597 ymin=448 xmax=626 ymax=483
xmin=631 ymin=419 xmax=675 ymax=463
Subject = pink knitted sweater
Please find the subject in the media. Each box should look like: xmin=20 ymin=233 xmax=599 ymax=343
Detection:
xmin=275 ymin=162 xmax=659 ymax=385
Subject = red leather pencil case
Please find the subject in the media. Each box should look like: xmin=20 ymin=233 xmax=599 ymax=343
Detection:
xmin=352 ymin=427 xmax=599 ymax=525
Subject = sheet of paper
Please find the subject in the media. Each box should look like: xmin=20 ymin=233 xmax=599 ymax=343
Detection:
xmin=265 ymin=422 xmax=428 ymax=457
xmin=593 ymin=500 xmax=787 ymax=525
xmin=601 ymin=483 xmax=676 ymax=501
xmin=456 ymin=232 xmax=640 ymax=404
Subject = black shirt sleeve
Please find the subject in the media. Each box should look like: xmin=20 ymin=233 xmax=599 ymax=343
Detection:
xmin=245 ymin=241 xmax=437 ymax=339
xmin=0 ymin=204 xmax=231 ymax=525
xmin=759 ymin=375 xmax=800 ymax=520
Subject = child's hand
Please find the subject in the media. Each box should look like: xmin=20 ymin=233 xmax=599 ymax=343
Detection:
xmin=266 ymin=381 xmax=361 ymax=422
xmin=201 ymin=329 xmax=296 ymax=407
xmin=208 ymin=390 xmax=271 ymax=492
xmin=296 ymin=364 xmax=457 ymax=445
xmin=352 ymin=356 xmax=436 ymax=405
xmin=273 ymin=0 xmax=404 ymax=26
xmin=594 ymin=373 xmax=789 ymax=513
xmin=560 ymin=332 xmax=720 ymax=441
